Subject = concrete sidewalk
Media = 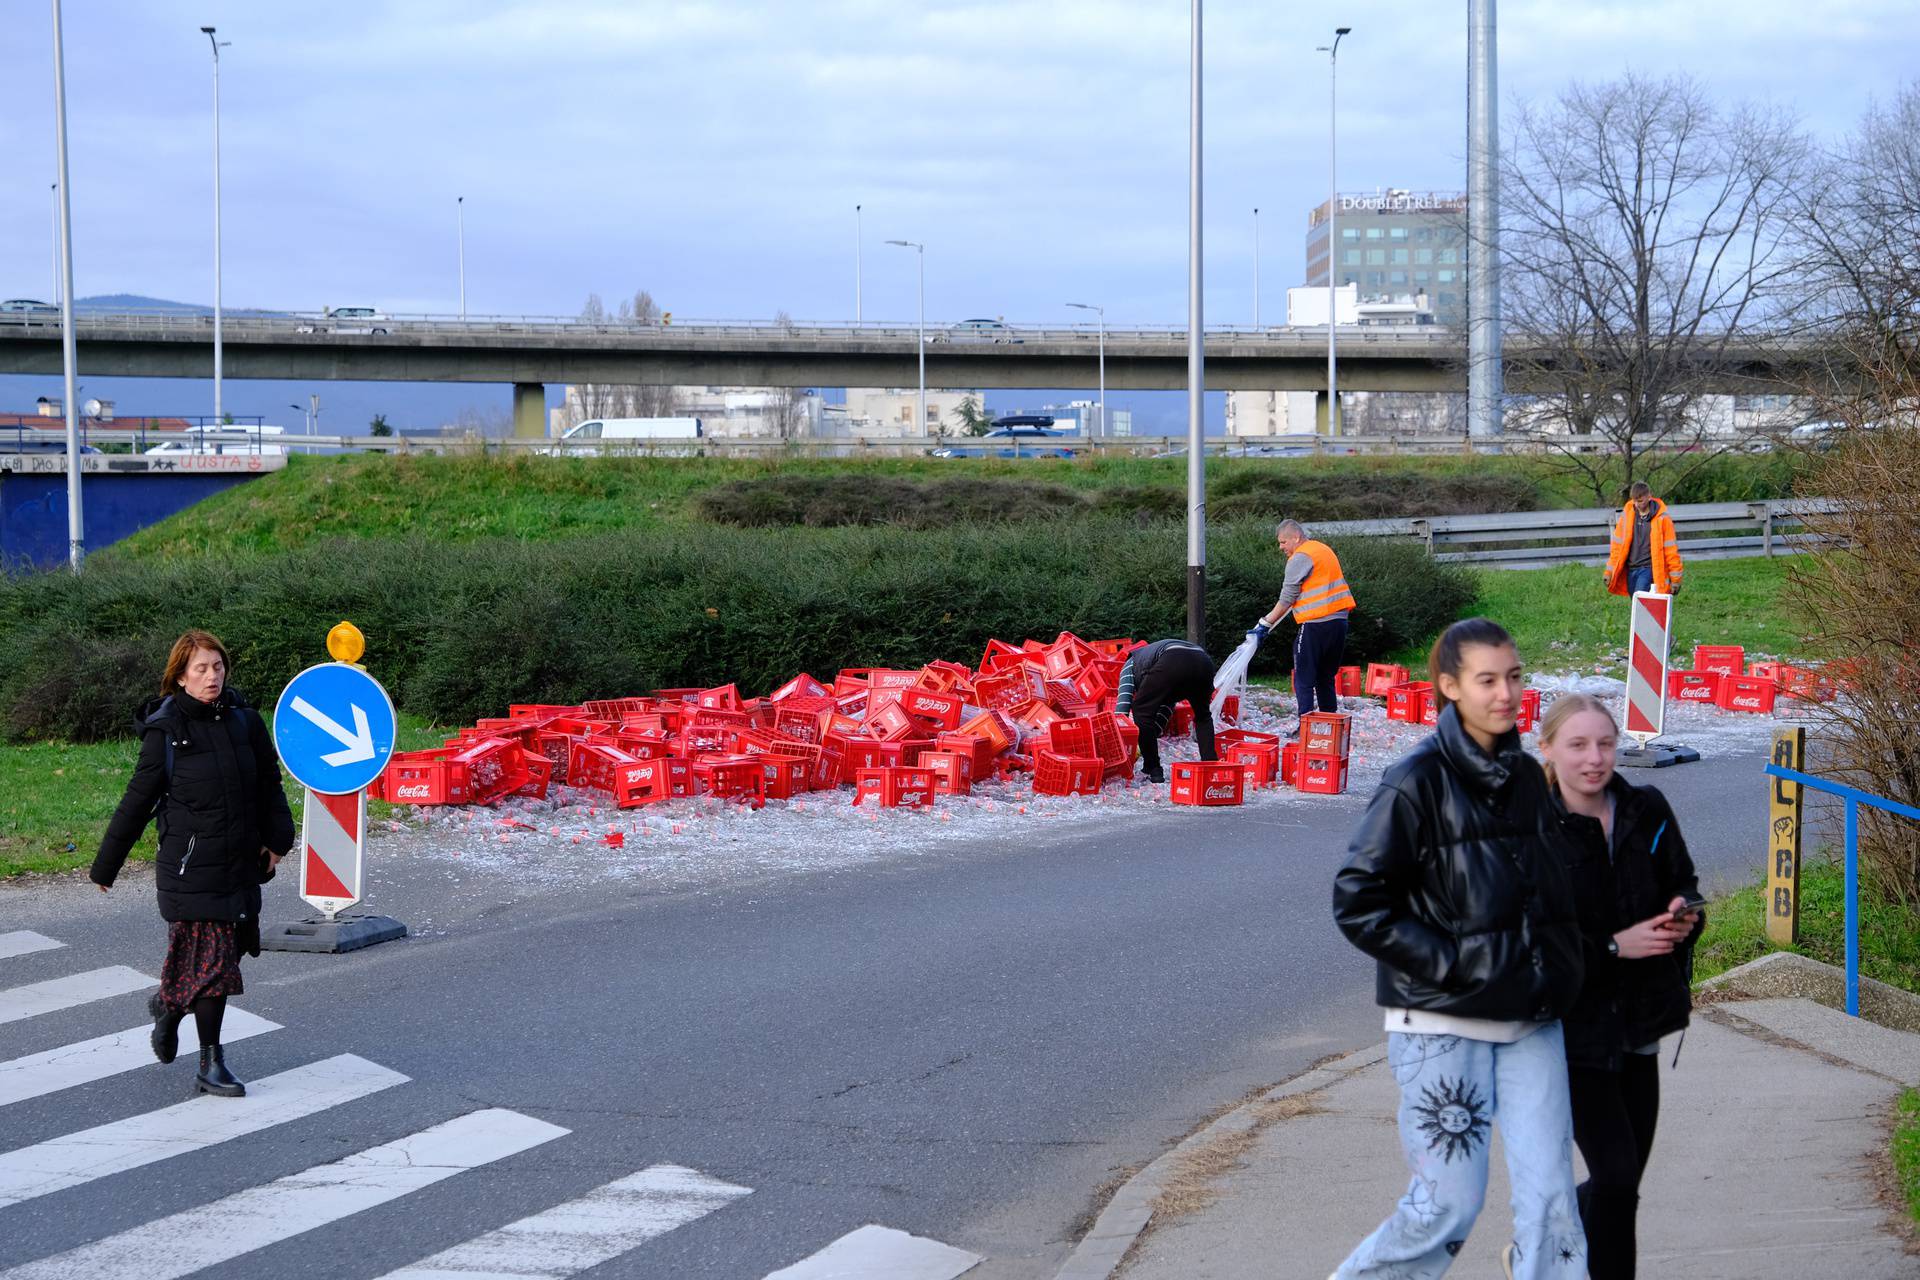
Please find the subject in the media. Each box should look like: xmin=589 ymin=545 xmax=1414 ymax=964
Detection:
xmin=1064 ymin=997 xmax=1918 ymax=1280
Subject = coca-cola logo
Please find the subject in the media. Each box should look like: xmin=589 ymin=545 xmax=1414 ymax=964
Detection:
xmin=395 ymin=784 xmax=431 ymax=799
xmin=1204 ymin=785 xmax=1236 ymax=799
xmin=1732 ymin=696 xmax=1762 ymax=709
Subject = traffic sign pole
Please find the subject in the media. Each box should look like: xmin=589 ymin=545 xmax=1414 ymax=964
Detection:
xmin=1618 ymin=590 xmax=1700 ymax=769
xmin=262 ymin=622 xmax=407 ymax=953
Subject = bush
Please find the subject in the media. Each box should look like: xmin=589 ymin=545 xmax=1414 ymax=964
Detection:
xmin=0 ymin=522 xmax=1475 ymax=739
xmin=1207 ymin=466 xmax=1543 ymax=523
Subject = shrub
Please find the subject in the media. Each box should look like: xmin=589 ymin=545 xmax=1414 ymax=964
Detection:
xmin=0 ymin=522 xmax=1475 ymax=739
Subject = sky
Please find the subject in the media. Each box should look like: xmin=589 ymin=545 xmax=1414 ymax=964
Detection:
xmin=2 ymin=0 xmax=1914 ymax=431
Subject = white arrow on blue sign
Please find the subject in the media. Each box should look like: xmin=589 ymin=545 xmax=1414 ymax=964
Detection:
xmin=272 ymin=663 xmax=398 ymax=795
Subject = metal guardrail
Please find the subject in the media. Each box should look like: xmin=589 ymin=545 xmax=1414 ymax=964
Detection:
xmin=1315 ymin=498 xmax=1839 ymax=567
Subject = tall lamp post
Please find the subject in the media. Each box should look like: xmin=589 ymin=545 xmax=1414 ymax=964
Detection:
xmin=201 ymin=25 xmax=229 ymax=425
xmin=52 ymin=0 xmax=83 ymax=568
xmin=457 ymin=196 xmax=466 ymax=319
xmin=1066 ymin=302 xmax=1104 ymax=440
xmin=885 ymin=239 xmax=925 ymax=434
xmin=1252 ymin=207 xmax=1261 ymax=329
xmin=1317 ymin=26 xmax=1351 ymax=436
xmin=855 ymin=204 xmax=863 ymax=323
xmin=50 ymin=183 xmax=61 ymax=306
xmin=1186 ymin=0 xmax=1206 ymax=643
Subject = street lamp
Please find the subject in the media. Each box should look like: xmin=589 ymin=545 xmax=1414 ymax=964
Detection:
xmin=201 ymin=25 xmax=230 ymax=425
xmin=1186 ymin=0 xmax=1205 ymax=643
xmin=1066 ymin=302 xmax=1105 ymax=439
xmin=457 ymin=196 xmax=466 ymax=319
xmin=52 ymin=1 xmax=83 ymax=568
xmin=855 ymin=204 xmax=863 ymax=324
xmin=886 ymin=239 xmax=925 ymax=435
xmin=1252 ymin=207 xmax=1261 ymax=329
xmin=50 ymin=183 xmax=60 ymax=307
xmin=1316 ymin=26 xmax=1351 ymax=436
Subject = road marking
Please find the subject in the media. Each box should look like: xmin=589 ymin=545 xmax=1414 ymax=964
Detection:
xmin=0 ymin=932 xmax=64 ymax=962
xmin=761 ymin=1224 xmax=983 ymax=1280
xmin=376 ymin=1163 xmax=752 ymax=1279
xmin=0 ymin=1008 xmax=281 ymax=1109
xmin=0 ymin=966 xmax=153 ymax=1026
xmin=0 ymin=1053 xmax=406 ymax=1208
xmin=0 ymin=1108 xmax=567 ymax=1280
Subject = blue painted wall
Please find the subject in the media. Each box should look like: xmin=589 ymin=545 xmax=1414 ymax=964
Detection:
xmin=2 ymin=470 xmax=263 ymax=571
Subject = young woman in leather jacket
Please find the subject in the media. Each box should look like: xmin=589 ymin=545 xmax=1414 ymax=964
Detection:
xmin=1330 ymin=618 xmax=1588 ymax=1280
xmin=1537 ymin=693 xmax=1702 ymax=1280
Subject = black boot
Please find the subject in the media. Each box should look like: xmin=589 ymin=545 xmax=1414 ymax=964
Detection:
xmin=149 ymin=993 xmax=184 ymax=1065
xmin=195 ymin=1044 xmax=246 ymax=1097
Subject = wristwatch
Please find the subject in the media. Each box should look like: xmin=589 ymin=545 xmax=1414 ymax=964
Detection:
xmin=1606 ymin=939 xmax=1621 ymax=958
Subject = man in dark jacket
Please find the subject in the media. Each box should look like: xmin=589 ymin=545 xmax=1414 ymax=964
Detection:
xmin=1113 ymin=638 xmax=1218 ymax=785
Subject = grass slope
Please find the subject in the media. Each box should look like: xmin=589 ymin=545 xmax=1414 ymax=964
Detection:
xmin=1692 ymin=860 xmax=1920 ymax=996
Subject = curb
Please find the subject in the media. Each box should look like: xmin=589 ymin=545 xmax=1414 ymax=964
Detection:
xmin=1053 ymin=1044 xmax=1388 ymax=1280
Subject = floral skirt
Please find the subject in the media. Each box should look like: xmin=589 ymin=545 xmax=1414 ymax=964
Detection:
xmin=157 ymin=921 xmax=245 ymax=1014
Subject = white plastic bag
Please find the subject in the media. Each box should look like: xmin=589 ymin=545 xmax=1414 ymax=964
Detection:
xmin=1210 ymin=633 xmax=1259 ymax=722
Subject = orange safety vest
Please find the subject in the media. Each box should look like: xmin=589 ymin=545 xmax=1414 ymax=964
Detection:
xmin=1605 ymin=498 xmax=1684 ymax=595
xmin=1293 ymin=540 xmax=1357 ymax=623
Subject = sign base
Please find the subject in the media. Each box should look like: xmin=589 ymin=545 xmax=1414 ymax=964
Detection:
xmin=1617 ymin=742 xmax=1702 ymax=769
xmin=259 ymin=914 xmax=407 ymax=954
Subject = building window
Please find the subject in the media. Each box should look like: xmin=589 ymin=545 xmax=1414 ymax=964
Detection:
xmin=1437 ymin=269 xmax=1456 ymax=283
xmin=1366 ymin=248 xmax=1386 ymax=265
xmin=1343 ymin=249 xmax=1361 ymax=265
xmin=1389 ymin=270 xmax=1407 ymax=285
xmin=1367 ymin=272 xmax=1384 ymax=286
xmin=1439 ymin=247 xmax=1458 ymax=264
xmin=1414 ymin=271 xmax=1431 ymax=285
xmin=1415 ymin=248 xmax=1433 ymax=264
xmin=1390 ymin=227 xmax=1408 ymax=239
xmin=1416 ymin=227 xmax=1433 ymax=241
xmin=1342 ymin=228 xmax=1359 ymax=240
xmin=1391 ymin=248 xmax=1409 ymax=264
xmin=1366 ymin=227 xmax=1383 ymax=239
xmin=1439 ymin=291 xmax=1458 ymax=307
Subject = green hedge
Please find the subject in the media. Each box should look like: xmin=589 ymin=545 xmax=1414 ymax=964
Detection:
xmin=0 ymin=522 xmax=1475 ymax=740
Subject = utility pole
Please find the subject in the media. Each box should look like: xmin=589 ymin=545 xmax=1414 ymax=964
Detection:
xmin=457 ymin=196 xmax=466 ymax=319
xmin=201 ymin=26 xmax=229 ymax=424
xmin=1319 ymin=27 xmax=1351 ymax=436
xmin=1186 ymin=0 xmax=1206 ymax=643
xmin=52 ymin=0 xmax=83 ymax=568
xmin=1467 ymin=0 xmax=1503 ymax=441
xmin=1252 ymin=207 xmax=1261 ymax=329
xmin=855 ymin=204 xmax=863 ymax=323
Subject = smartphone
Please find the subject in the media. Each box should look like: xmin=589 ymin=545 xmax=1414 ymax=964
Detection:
xmin=1673 ymin=892 xmax=1708 ymax=916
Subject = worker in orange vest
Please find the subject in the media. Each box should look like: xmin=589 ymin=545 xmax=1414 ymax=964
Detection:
xmin=1253 ymin=519 xmax=1357 ymax=730
xmin=1605 ymin=482 xmax=1684 ymax=597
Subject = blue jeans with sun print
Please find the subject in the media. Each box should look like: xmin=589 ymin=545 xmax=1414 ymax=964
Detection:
xmin=1333 ymin=1024 xmax=1586 ymax=1279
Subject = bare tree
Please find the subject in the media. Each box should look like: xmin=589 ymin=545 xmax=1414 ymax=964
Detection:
xmin=1497 ymin=75 xmax=1809 ymax=500
xmin=766 ymin=386 xmax=810 ymax=440
xmin=565 ymin=288 xmax=676 ymax=428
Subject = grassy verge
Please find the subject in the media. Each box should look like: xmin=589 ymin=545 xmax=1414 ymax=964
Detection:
xmin=1379 ymin=555 xmax=1802 ymax=675
xmin=0 ymin=712 xmax=446 ymax=880
xmin=1894 ymin=1090 xmax=1920 ymax=1228
xmin=1691 ymin=859 xmax=1920 ymax=996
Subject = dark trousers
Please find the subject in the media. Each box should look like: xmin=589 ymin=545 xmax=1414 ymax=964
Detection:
xmin=1292 ymin=614 xmax=1349 ymax=719
xmin=1627 ymin=565 xmax=1654 ymax=594
xmin=1130 ymin=648 xmax=1217 ymax=776
xmin=1569 ymin=1054 xmax=1661 ymax=1280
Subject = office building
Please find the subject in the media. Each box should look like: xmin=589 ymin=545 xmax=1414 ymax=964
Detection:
xmin=1306 ymin=189 xmax=1469 ymax=324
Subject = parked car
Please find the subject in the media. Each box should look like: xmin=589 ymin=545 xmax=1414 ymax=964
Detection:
xmin=933 ymin=318 xmax=1022 ymax=345
xmin=546 ymin=417 xmax=705 ymax=456
xmin=144 ymin=425 xmax=287 ymax=457
xmin=297 ymin=306 xmax=391 ymax=335
xmin=932 ymin=422 xmax=1076 ymax=458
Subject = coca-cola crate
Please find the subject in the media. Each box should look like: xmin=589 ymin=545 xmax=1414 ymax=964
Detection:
xmin=695 ymin=683 xmax=742 ymax=711
xmin=868 ymin=669 xmax=922 ymax=691
xmin=1748 ymin=660 xmax=1784 ymax=684
xmin=1716 ymin=674 xmax=1778 ymax=715
xmin=381 ymin=751 xmax=471 ymax=806
xmin=1297 ymin=751 xmax=1350 ymax=795
xmin=1047 ymin=717 xmax=1098 ymax=758
xmin=1387 ymin=681 xmax=1432 ymax=723
xmin=754 ymin=754 xmax=812 ymax=800
xmin=613 ymin=757 xmax=693 ymax=807
xmin=1227 ymin=741 xmax=1280 ymax=788
xmin=1088 ymin=637 xmax=1141 ymax=660
xmin=1216 ymin=727 xmax=1282 ymax=751
xmin=567 ymin=740 xmax=639 ymax=794
xmin=853 ymin=766 xmax=937 ymax=808
xmin=1420 ymin=687 xmax=1441 ymax=726
xmin=581 ymin=697 xmax=650 ymax=720
xmin=1666 ymin=670 xmax=1724 ymax=703
xmin=1777 ymin=665 xmax=1835 ymax=703
xmin=921 ymin=749 xmax=973 ymax=796
xmin=1514 ymin=688 xmax=1543 ymax=734
xmin=1281 ymin=741 xmax=1302 ymax=786
xmin=695 ymin=757 xmax=764 ymax=801
xmin=452 ymin=737 xmax=530 ymax=802
xmin=866 ymin=701 xmax=920 ymax=741
xmin=1071 ymin=666 xmax=1111 ymax=706
xmin=957 ymin=710 xmax=1015 ymax=754
xmin=611 ymin=729 xmax=675 ymax=760
xmin=1045 ymin=680 xmax=1096 ymax=718
xmin=1087 ymin=712 xmax=1134 ymax=769
xmin=1033 ymin=749 xmax=1104 ymax=796
xmin=513 ymin=752 xmax=553 ymax=800
xmin=648 ymin=688 xmax=705 ymax=705
xmin=1043 ymin=645 xmax=1084 ymax=681
xmin=979 ymin=638 xmax=1025 ymax=670
xmin=509 ymin=703 xmax=581 ymax=720
xmin=810 ymin=747 xmax=844 ymax=793
xmin=1366 ymin=664 xmax=1412 ymax=697
xmin=834 ymin=687 xmax=871 ymax=719
xmin=838 ymin=739 xmax=891 ymax=783
xmin=1012 ymin=699 xmax=1063 ymax=734
xmin=1167 ymin=704 xmax=1195 ymax=738
xmin=898 ymin=689 xmax=964 ymax=731
xmin=876 ymin=738 xmax=934 ymax=769
xmin=1301 ymin=712 xmax=1352 ymax=759
xmin=1217 ymin=694 xmax=1241 ymax=727
xmin=1336 ymin=666 xmax=1365 ymax=697
xmin=1170 ymin=760 xmax=1244 ymax=807
xmin=1692 ymin=645 xmax=1746 ymax=678
xmin=937 ymin=731 xmax=999 ymax=778
xmin=769 ymin=673 xmax=831 ymax=703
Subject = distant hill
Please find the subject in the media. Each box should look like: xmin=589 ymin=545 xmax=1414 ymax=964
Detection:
xmin=75 ymin=294 xmax=286 ymax=318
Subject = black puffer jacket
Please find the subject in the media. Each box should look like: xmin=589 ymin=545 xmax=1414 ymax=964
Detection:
xmin=1554 ymin=777 xmax=1701 ymax=1070
xmin=1333 ymin=703 xmax=1585 ymax=1022
xmin=91 ymin=688 xmax=296 ymax=931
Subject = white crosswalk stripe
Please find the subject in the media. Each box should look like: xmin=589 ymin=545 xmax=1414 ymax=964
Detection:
xmin=761 ymin=1224 xmax=984 ymax=1280
xmin=0 ymin=1108 xmax=568 ymax=1280
xmin=0 ymin=1008 xmax=281 ymax=1109
xmin=0 ymin=966 xmax=153 ymax=1026
xmin=375 ymin=1163 xmax=753 ymax=1279
xmin=0 ymin=1053 xmax=406 ymax=1208
xmin=0 ymin=932 xmax=65 ymax=962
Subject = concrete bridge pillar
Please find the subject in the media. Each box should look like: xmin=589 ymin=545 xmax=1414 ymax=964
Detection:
xmin=512 ymin=382 xmax=546 ymax=438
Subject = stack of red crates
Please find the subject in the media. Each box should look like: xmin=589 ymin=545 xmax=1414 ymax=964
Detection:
xmin=1297 ymin=712 xmax=1352 ymax=795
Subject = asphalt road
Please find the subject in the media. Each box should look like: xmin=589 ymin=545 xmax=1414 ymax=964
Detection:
xmin=0 ymin=743 xmax=1786 ymax=1278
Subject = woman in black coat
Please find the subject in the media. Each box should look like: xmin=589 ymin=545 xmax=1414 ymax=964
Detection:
xmin=1536 ymin=692 xmax=1703 ymax=1280
xmin=92 ymin=629 xmax=297 ymax=1097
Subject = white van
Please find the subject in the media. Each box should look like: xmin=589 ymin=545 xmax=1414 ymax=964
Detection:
xmin=145 ymin=425 xmax=288 ymax=457
xmin=553 ymin=418 xmax=704 ymax=455
xmin=296 ymin=306 xmax=391 ymax=335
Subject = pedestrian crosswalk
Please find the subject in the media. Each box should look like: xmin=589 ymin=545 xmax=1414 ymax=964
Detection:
xmin=0 ymin=930 xmax=985 ymax=1279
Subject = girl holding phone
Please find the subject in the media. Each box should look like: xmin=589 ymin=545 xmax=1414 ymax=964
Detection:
xmin=1536 ymin=693 xmax=1703 ymax=1280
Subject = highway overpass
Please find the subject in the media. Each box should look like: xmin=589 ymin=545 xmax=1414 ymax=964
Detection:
xmin=0 ymin=311 xmax=1827 ymax=436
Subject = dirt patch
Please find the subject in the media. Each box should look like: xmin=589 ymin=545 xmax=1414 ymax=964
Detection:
xmin=1151 ymin=1092 xmax=1328 ymax=1220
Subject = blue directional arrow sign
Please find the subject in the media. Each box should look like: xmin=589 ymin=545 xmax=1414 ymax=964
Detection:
xmin=272 ymin=663 xmax=398 ymax=795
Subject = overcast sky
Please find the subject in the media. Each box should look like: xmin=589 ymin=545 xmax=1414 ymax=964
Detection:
xmin=2 ymin=1 xmax=1913 ymax=428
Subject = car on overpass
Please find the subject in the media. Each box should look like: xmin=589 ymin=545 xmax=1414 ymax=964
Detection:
xmin=0 ymin=299 xmax=59 ymax=325
xmin=296 ymin=306 xmax=392 ymax=335
xmin=932 ymin=318 xmax=1022 ymax=344
xmin=144 ymin=425 xmax=287 ymax=457
xmin=931 ymin=416 xmax=1076 ymax=458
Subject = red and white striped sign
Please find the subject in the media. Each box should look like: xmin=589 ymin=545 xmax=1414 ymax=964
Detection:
xmin=1624 ymin=591 xmax=1673 ymax=745
xmin=299 ymin=787 xmax=366 ymax=919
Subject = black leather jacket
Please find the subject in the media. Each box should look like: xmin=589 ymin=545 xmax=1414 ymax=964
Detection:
xmin=1333 ymin=703 xmax=1585 ymax=1022
xmin=1555 ymin=777 xmax=1701 ymax=1070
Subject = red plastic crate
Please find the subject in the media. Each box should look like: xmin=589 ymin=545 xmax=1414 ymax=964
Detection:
xmin=1692 ymin=645 xmax=1746 ymax=678
xmin=696 ymin=683 xmax=742 ymax=711
xmin=769 ymin=674 xmax=831 ymax=703
xmin=613 ymin=758 xmax=693 ymax=807
xmin=810 ymin=748 xmax=843 ymax=793
xmin=876 ymin=738 xmax=934 ymax=769
xmin=868 ymin=669 xmax=922 ymax=691
xmin=1366 ymin=664 xmax=1412 ymax=697
xmin=1419 ymin=687 xmax=1440 ymax=726
xmin=451 ymin=737 xmax=531 ymax=802
xmin=898 ymin=689 xmax=965 ymax=731
xmin=1032 ymin=749 xmax=1104 ymax=796
xmin=1280 ymin=741 xmax=1302 ymax=786
xmin=695 ymin=757 xmax=764 ymax=801
xmin=381 ymin=751 xmax=471 ymax=806
xmin=1666 ymin=670 xmax=1724 ymax=703
xmin=1297 ymin=751 xmax=1350 ymax=795
xmin=865 ymin=701 xmax=921 ymax=741
xmin=853 ymin=766 xmax=937 ymax=807
xmin=1335 ymin=666 xmax=1365 ymax=697
xmin=1301 ymin=712 xmax=1352 ymax=759
xmin=838 ymin=739 xmax=891 ymax=783
xmin=921 ymin=750 xmax=973 ymax=796
xmin=1386 ymin=681 xmax=1432 ymax=723
xmin=1227 ymin=741 xmax=1280 ymax=788
xmin=1216 ymin=728 xmax=1282 ymax=753
xmin=512 ymin=751 xmax=553 ymax=800
xmin=936 ymin=731 xmax=999 ymax=778
xmin=1047 ymin=717 xmax=1098 ymax=758
xmin=1216 ymin=695 xmax=1241 ymax=727
xmin=1167 ymin=704 xmax=1195 ymax=738
xmin=1513 ymin=688 xmax=1543 ymax=734
xmin=567 ymin=740 xmax=639 ymax=795
xmin=1087 ymin=712 xmax=1134 ymax=769
xmin=1748 ymin=660 xmax=1784 ymax=684
xmin=1716 ymin=674 xmax=1777 ymax=715
xmin=1777 ymin=665 xmax=1835 ymax=703
xmin=754 ymin=754 xmax=812 ymax=800
xmin=1170 ymin=760 xmax=1244 ymax=806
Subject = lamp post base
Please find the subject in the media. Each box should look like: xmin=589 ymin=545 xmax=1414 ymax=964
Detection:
xmin=260 ymin=914 xmax=407 ymax=954
xmin=1616 ymin=743 xmax=1701 ymax=769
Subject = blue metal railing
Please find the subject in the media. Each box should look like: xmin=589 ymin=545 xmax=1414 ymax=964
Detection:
xmin=1763 ymin=763 xmax=1920 ymax=1016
